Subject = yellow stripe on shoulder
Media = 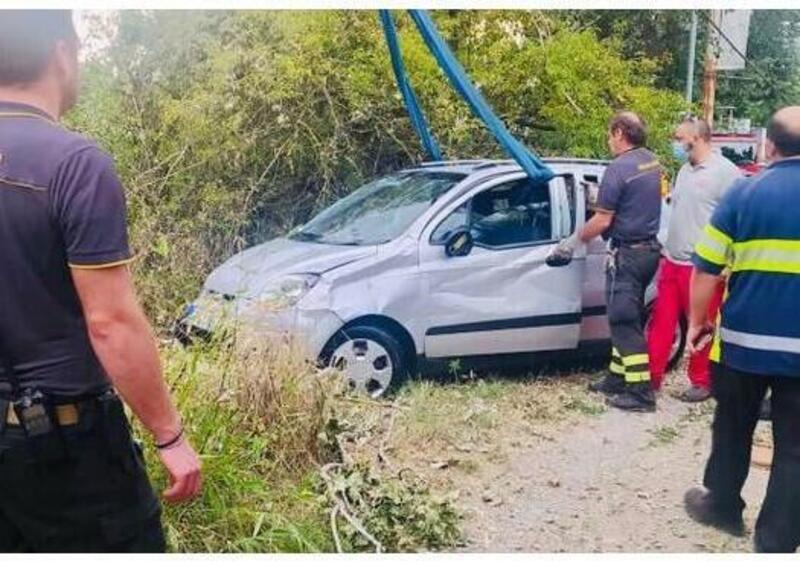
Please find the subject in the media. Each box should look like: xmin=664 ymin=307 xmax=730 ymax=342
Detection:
xmin=637 ymin=160 xmax=661 ymax=172
xmin=0 ymin=111 xmax=55 ymax=123
xmin=68 ymin=256 xmax=135 ymax=270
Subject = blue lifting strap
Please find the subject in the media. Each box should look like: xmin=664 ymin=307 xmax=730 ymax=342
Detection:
xmin=379 ymin=10 xmax=443 ymax=161
xmin=408 ymin=10 xmax=554 ymax=182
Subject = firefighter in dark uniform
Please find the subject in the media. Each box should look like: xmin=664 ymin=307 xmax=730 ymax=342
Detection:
xmin=0 ymin=11 xmax=201 ymax=551
xmin=552 ymin=111 xmax=663 ymax=411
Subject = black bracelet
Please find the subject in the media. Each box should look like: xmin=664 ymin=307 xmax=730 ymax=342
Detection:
xmin=155 ymin=428 xmax=184 ymax=450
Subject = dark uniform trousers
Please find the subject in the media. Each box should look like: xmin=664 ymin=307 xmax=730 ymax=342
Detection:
xmin=705 ymin=362 xmax=800 ymax=553
xmin=0 ymin=396 xmax=166 ymax=553
xmin=606 ymin=244 xmax=661 ymax=384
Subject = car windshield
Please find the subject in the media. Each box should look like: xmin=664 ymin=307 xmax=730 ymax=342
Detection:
xmin=288 ymin=171 xmax=465 ymax=246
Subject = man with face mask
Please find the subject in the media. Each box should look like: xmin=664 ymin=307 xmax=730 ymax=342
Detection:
xmin=647 ymin=116 xmax=742 ymax=402
xmin=0 ymin=11 xmax=201 ymax=551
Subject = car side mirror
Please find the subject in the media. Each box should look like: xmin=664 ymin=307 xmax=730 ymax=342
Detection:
xmin=444 ymin=229 xmax=474 ymax=258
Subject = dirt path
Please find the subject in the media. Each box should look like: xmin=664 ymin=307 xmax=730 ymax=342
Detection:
xmin=458 ymin=392 xmax=771 ymax=552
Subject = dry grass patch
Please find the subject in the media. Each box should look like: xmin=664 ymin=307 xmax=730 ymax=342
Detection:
xmin=334 ymin=372 xmax=606 ymax=489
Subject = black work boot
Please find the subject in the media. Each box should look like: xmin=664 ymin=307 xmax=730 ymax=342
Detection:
xmin=606 ymin=382 xmax=656 ymax=412
xmin=588 ymin=372 xmax=626 ymax=396
xmin=684 ymin=486 xmax=745 ymax=537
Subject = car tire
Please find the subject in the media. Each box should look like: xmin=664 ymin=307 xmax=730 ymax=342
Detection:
xmin=321 ymin=325 xmax=410 ymax=398
xmin=644 ymin=304 xmax=688 ymax=373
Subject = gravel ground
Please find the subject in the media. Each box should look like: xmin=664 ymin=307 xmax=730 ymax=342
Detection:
xmin=458 ymin=389 xmax=772 ymax=553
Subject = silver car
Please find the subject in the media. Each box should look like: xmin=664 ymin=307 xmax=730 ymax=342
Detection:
xmin=179 ymin=159 xmax=685 ymax=396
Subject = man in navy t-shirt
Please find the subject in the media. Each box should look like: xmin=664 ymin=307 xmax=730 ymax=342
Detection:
xmin=0 ymin=11 xmax=201 ymax=551
xmin=558 ymin=111 xmax=664 ymax=412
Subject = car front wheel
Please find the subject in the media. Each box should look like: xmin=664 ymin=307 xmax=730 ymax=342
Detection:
xmin=322 ymin=325 xmax=409 ymax=398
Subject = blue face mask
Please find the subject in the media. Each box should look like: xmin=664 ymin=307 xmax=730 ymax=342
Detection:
xmin=672 ymin=141 xmax=689 ymax=162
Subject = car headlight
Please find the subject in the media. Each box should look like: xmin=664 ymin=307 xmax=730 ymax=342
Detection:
xmin=254 ymin=274 xmax=320 ymax=310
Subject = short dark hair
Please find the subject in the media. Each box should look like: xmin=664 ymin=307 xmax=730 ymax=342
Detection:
xmin=680 ymin=115 xmax=712 ymax=142
xmin=0 ymin=10 xmax=77 ymax=86
xmin=609 ymin=111 xmax=648 ymax=147
xmin=767 ymin=114 xmax=800 ymax=157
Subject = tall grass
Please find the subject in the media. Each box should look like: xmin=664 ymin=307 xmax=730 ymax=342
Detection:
xmin=137 ymin=336 xmax=341 ymax=552
xmin=134 ymin=333 xmax=462 ymax=553
xmin=230 ymin=335 xmax=339 ymax=473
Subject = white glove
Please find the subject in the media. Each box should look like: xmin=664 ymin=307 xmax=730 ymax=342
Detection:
xmin=557 ymin=232 xmax=582 ymax=253
xmin=548 ymin=233 xmax=581 ymax=265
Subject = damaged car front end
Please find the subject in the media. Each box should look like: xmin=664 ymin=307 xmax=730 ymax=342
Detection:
xmin=177 ymin=168 xmax=469 ymax=396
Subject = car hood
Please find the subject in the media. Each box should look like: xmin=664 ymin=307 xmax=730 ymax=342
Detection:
xmin=204 ymin=237 xmax=377 ymax=298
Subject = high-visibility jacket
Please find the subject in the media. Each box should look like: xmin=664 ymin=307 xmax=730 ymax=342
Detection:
xmin=693 ymin=157 xmax=800 ymax=377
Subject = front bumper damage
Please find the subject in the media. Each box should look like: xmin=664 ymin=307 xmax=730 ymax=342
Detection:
xmin=174 ymin=291 xmax=345 ymax=359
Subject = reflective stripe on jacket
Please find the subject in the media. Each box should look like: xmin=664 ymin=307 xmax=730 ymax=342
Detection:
xmin=693 ymin=157 xmax=800 ymax=376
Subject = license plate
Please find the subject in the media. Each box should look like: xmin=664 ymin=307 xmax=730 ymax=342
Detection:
xmin=189 ymin=294 xmax=235 ymax=329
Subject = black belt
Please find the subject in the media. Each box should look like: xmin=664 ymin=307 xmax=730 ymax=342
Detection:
xmin=0 ymin=386 xmax=112 ymax=403
xmin=0 ymin=388 xmax=115 ymax=430
xmin=5 ymin=403 xmax=80 ymax=426
xmin=611 ymin=237 xmax=660 ymax=250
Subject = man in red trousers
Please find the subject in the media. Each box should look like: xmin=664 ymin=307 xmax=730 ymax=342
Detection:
xmin=647 ymin=116 xmax=741 ymax=401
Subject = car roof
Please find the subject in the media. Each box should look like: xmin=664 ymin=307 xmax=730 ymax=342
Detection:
xmin=406 ymin=158 xmax=609 ymax=178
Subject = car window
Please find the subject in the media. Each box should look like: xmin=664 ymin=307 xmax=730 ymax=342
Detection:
xmin=289 ymin=171 xmax=465 ymax=246
xmin=430 ymin=202 xmax=469 ymax=244
xmin=431 ymin=177 xmax=553 ymax=248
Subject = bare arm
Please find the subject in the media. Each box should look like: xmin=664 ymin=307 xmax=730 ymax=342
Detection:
xmin=52 ymin=147 xmax=199 ymax=502
xmin=690 ymin=269 xmax=723 ymax=327
xmin=578 ymin=210 xmax=613 ymax=243
xmin=687 ymin=268 xmax=723 ymax=353
xmin=71 ymin=265 xmax=180 ymax=442
xmin=71 ymin=265 xmax=202 ymax=503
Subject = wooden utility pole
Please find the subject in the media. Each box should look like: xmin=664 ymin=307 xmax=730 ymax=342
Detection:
xmin=702 ymin=10 xmax=722 ymax=129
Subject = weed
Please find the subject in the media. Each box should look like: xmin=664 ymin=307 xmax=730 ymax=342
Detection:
xmin=392 ymin=381 xmax=502 ymax=449
xmin=135 ymin=338 xmax=338 ymax=552
xmin=561 ymin=393 xmax=606 ymax=416
xmin=646 ymin=425 xmax=681 ymax=447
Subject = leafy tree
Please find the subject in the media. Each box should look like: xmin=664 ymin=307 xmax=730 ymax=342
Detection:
xmin=563 ymin=10 xmax=800 ymax=126
xmin=716 ymin=10 xmax=800 ymax=125
xmin=561 ymin=10 xmax=695 ymax=92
